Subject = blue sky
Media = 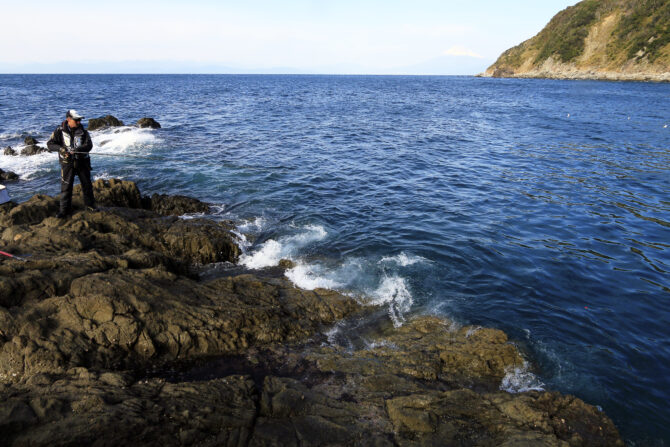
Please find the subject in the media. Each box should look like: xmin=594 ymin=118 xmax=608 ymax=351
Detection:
xmin=0 ymin=0 xmax=579 ymax=74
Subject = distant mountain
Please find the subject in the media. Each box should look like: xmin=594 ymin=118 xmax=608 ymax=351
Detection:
xmin=482 ymin=0 xmax=670 ymax=82
xmin=391 ymin=55 xmax=491 ymax=76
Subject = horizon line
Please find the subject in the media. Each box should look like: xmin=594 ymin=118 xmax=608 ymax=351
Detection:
xmin=0 ymin=72 xmax=483 ymax=76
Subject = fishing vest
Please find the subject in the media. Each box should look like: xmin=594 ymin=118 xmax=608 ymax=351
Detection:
xmin=61 ymin=123 xmax=85 ymax=150
xmin=60 ymin=123 xmax=90 ymax=160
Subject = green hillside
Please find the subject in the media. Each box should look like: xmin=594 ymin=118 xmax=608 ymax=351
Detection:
xmin=486 ymin=0 xmax=670 ymax=80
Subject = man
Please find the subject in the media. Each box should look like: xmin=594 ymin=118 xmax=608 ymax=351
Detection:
xmin=47 ymin=109 xmax=95 ymax=218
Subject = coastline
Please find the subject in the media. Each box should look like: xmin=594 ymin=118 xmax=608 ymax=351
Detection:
xmin=0 ymin=179 xmax=624 ymax=445
xmin=477 ymin=71 xmax=670 ymax=83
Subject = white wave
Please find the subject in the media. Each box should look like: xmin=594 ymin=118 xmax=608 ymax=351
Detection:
xmin=379 ymin=252 xmax=429 ymax=267
xmin=500 ymin=363 xmax=545 ymax=393
xmin=0 ymin=132 xmax=23 ymax=141
xmin=230 ymin=229 xmax=252 ymax=251
xmin=90 ymin=126 xmax=159 ymax=154
xmin=368 ymin=275 xmax=413 ymax=327
xmin=240 ymin=239 xmax=283 ymax=269
xmin=93 ymin=171 xmax=124 ymax=181
xmin=239 ymin=224 xmax=327 ymax=269
xmin=237 ymin=216 xmax=267 ymax=233
xmin=285 ymin=263 xmax=343 ymax=290
xmin=0 ymin=151 xmax=56 ymax=179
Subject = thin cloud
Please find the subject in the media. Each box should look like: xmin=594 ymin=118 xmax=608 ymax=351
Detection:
xmin=443 ymin=46 xmax=484 ymax=58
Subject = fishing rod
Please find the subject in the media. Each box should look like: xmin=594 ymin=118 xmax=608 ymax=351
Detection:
xmin=70 ymin=151 xmax=166 ymax=161
xmin=68 ymin=152 xmax=287 ymax=171
xmin=0 ymin=250 xmax=27 ymax=262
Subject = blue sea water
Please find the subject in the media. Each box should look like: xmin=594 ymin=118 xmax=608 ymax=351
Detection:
xmin=1 ymin=74 xmax=669 ymax=444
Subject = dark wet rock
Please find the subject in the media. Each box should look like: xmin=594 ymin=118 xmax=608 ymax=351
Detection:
xmin=1 ymin=373 xmax=257 ymax=446
xmin=74 ymin=178 xmax=144 ymax=209
xmin=4 ymin=146 xmax=17 ymax=156
xmin=306 ymin=316 xmax=524 ymax=389
xmin=278 ymin=259 xmax=296 ymax=270
xmin=0 ymin=168 xmax=19 ymax=181
xmin=24 ymin=136 xmax=38 ymax=146
xmin=0 ymin=178 xmax=624 ymax=446
xmin=136 ymin=117 xmax=161 ymax=129
xmin=142 ymin=193 xmax=210 ymax=216
xmin=88 ymin=115 xmax=124 ymax=131
xmin=20 ymin=144 xmax=48 ymax=156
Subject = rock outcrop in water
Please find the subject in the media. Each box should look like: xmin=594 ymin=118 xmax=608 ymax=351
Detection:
xmin=18 ymin=136 xmax=52 ymax=156
xmin=0 ymin=168 xmax=19 ymax=181
xmin=3 ymin=146 xmax=16 ymax=156
xmin=136 ymin=117 xmax=162 ymax=129
xmin=88 ymin=115 xmax=125 ymax=131
xmin=0 ymin=179 xmax=624 ymax=446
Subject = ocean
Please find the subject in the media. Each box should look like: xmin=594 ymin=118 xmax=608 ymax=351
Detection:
xmin=1 ymin=74 xmax=668 ymax=444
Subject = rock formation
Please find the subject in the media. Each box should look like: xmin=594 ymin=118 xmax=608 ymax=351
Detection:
xmin=0 ymin=179 xmax=624 ymax=446
xmin=483 ymin=0 xmax=670 ymax=82
xmin=3 ymin=146 xmax=16 ymax=156
xmin=136 ymin=117 xmax=162 ymax=129
xmin=88 ymin=115 xmax=125 ymax=131
xmin=0 ymin=168 xmax=19 ymax=181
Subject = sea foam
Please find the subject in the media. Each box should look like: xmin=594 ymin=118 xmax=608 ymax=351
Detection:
xmin=239 ymin=224 xmax=327 ymax=269
xmin=500 ymin=363 xmax=545 ymax=393
xmin=90 ymin=126 xmax=159 ymax=154
xmin=379 ymin=252 xmax=429 ymax=267
xmin=368 ymin=275 xmax=414 ymax=327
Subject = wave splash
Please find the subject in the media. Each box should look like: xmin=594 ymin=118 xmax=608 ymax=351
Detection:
xmin=500 ymin=363 xmax=545 ymax=393
xmin=90 ymin=126 xmax=159 ymax=154
xmin=368 ymin=275 xmax=414 ymax=327
xmin=239 ymin=224 xmax=327 ymax=269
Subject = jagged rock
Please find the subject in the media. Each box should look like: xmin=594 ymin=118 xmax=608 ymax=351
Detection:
xmin=306 ymin=316 xmax=523 ymax=389
xmin=24 ymin=136 xmax=38 ymax=146
xmin=0 ymin=373 xmax=257 ymax=446
xmin=20 ymin=145 xmax=48 ymax=156
xmin=73 ymin=178 xmax=144 ymax=209
xmin=3 ymin=146 xmax=16 ymax=156
xmin=278 ymin=259 xmax=296 ymax=269
xmin=0 ymin=178 xmax=624 ymax=446
xmin=136 ymin=117 xmax=161 ymax=129
xmin=0 ymin=169 xmax=19 ymax=181
xmin=142 ymin=193 xmax=209 ymax=216
xmin=88 ymin=115 xmax=124 ymax=131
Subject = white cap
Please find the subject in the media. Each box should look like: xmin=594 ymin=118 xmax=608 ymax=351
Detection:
xmin=67 ymin=109 xmax=85 ymax=120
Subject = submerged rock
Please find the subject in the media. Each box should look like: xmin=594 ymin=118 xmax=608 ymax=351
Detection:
xmin=0 ymin=168 xmax=19 ymax=181
xmin=0 ymin=178 xmax=624 ymax=446
xmin=136 ymin=117 xmax=161 ymax=129
xmin=88 ymin=115 xmax=124 ymax=131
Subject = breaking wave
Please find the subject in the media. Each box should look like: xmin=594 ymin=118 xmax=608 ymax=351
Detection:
xmin=0 ymin=151 xmax=55 ymax=179
xmin=90 ymin=126 xmax=159 ymax=154
xmin=239 ymin=224 xmax=327 ymax=269
xmin=500 ymin=363 xmax=545 ymax=393
xmin=367 ymin=275 xmax=414 ymax=327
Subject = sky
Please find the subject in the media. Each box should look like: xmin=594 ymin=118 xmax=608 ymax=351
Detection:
xmin=0 ymin=0 xmax=579 ymax=74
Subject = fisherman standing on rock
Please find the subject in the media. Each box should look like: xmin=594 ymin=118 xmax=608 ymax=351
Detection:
xmin=47 ymin=110 xmax=96 ymax=218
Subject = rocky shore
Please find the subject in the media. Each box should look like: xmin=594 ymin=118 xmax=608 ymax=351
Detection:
xmin=0 ymin=179 xmax=623 ymax=446
xmin=478 ymin=62 xmax=670 ymax=83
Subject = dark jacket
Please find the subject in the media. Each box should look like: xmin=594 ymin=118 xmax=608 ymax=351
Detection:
xmin=47 ymin=121 xmax=93 ymax=164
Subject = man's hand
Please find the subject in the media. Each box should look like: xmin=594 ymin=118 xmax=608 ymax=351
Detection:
xmin=59 ymin=146 xmax=73 ymax=159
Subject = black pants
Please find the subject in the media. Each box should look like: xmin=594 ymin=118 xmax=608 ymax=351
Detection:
xmin=60 ymin=157 xmax=95 ymax=213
